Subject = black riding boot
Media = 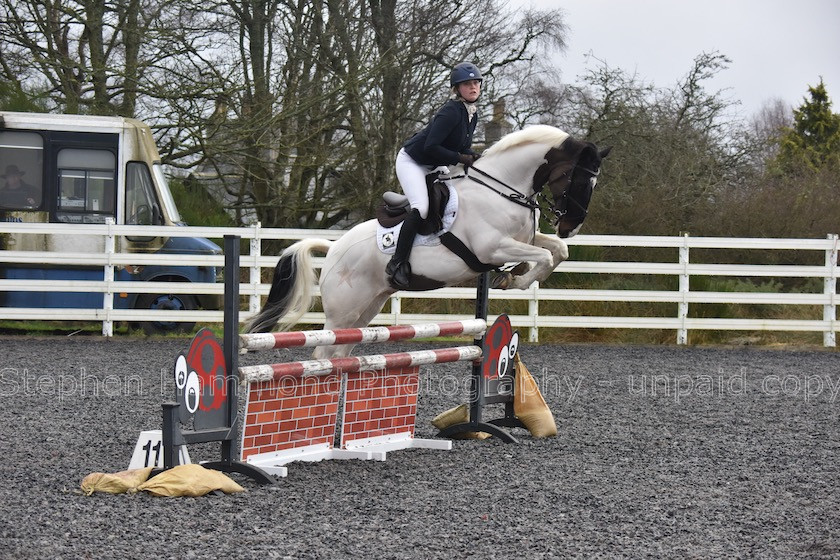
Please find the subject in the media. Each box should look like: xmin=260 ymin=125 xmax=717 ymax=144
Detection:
xmin=386 ymin=209 xmax=422 ymax=289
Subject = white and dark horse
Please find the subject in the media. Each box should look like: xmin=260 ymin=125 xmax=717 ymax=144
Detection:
xmin=247 ymin=125 xmax=610 ymax=358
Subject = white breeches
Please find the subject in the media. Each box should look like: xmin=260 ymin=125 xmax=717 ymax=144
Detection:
xmin=395 ymin=148 xmax=443 ymax=219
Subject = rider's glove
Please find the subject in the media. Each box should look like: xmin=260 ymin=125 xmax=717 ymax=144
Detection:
xmin=458 ymin=153 xmax=477 ymax=168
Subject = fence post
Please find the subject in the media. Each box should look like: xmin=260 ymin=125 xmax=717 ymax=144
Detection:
xmin=529 ymin=281 xmax=539 ymax=342
xmin=677 ymin=233 xmax=690 ymax=345
xmin=390 ymin=294 xmax=402 ymax=324
xmin=824 ymin=233 xmax=838 ymax=347
xmin=102 ymin=219 xmax=115 ymax=337
xmin=249 ymin=223 xmax=262 ymax=318
xmin=221 ymin=235 xmax=240 ymax=463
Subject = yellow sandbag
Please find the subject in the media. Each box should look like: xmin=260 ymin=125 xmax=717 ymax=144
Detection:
xmin=80 ymin=467 xmax=153 ymax=496
xmin=136 ymin=464 xmax=245 ymax=497
xmin=431 ymin=403 xmax=491 ymax=440
xmin=513 ymin=353 xmax=557 ymax=438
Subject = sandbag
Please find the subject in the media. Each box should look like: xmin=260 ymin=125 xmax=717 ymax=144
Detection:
xmin=513 ymin=353 xmax=557 ymax=438
xmin=80 ymin=467 xmax=153 ymax=496
xmin=136 ymin=464 xmax=245 ymax=497
xmin=431 ymin=403 xmax=491 ymax=440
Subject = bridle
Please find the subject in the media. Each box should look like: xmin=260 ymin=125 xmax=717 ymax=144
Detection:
xmin=550 ymin=165 xmax=599 ymax=223
xmin=465 ymin=159 xmax=600 ymax=226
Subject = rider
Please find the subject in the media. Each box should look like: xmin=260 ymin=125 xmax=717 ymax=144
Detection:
xmin=385 ymin=61 xmax=483 ymax=289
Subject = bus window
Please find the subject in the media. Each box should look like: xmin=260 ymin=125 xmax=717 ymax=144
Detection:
xmin=0 ymin=131 xmax=44 ymax=209
xmin=55 ymin=148 xmax=116 ymax=224
xmin=125 ymin=162 xmax=162 ymax=225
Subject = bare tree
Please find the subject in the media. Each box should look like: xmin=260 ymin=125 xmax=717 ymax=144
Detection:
xmin=2 ymin=0 xmax=572 ymax=230
xmin=0 ymin=0 xmax=179 ymax=115
xmin=746 ymin=98 xmax=792 ymax=169
xmin=540 ymin=53 xmax=748 ymax=237
xmin=152 ymin=0 xmax=572 ymax=228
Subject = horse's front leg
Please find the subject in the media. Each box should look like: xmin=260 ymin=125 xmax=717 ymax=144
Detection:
xmin=485 ymin=238 xmax=558 ymax=290
xmin=489 ymin=234 xmax=569 ymax=289
xmin=533 ymin=232 xmax=569 ymax=265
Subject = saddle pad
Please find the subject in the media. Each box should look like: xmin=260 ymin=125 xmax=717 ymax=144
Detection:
xmin=376 ymin=184 xmax=459 ymax=254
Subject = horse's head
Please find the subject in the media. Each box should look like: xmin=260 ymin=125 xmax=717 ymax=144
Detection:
xmin=534 ymin=137 xmax=611 ymax=238
xmin=477 ymin=125 xmax=611 ymax=239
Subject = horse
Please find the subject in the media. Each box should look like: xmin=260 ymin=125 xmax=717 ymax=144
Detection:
xmin=246 ymin=125 xmax=611 ymax=358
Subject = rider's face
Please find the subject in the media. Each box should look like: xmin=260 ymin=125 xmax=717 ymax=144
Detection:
xmin=457 ymin=80 xmax=481 ymax=102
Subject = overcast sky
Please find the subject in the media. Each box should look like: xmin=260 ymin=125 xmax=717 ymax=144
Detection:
xmin=520 ymin=0 xmax=840 ymax=119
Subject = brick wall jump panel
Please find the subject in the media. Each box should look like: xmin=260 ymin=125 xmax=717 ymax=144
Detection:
xmin=341 ymin=366 xmax=420 ymax=448
xmin=241 ymin=374 xmax=340 ymax=460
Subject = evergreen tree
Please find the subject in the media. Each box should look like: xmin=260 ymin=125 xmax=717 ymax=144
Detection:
xmin=772 ymin=79 xmax=840 ymax=174
xmin=0 ymin=80 xmax=48 ymax=112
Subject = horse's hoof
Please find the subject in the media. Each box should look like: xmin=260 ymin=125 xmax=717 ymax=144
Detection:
xmin=510 ymin=262 xmax=530 ymax=276
xmin=490 ymin=272 xmax=513 ymax=289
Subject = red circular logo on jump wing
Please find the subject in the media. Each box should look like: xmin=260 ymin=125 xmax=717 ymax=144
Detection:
xmin=482 ymin=315 xmax=518 ymax=380
xmin=186 ymin=328 xmax=228 ymax=411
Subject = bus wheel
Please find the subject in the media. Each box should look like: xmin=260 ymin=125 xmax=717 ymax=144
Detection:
xmin=134 ymin=293 xmax=198 ymax=335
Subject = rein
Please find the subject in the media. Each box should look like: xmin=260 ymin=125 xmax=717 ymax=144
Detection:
xmin=466 ymin=162 xmax=600 ymax=221
xmin=466 ymin=166 xmax=540 ymax=210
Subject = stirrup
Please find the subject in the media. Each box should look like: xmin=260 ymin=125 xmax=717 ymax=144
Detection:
xmin=387 ymin=261 xmax=412 ymax=289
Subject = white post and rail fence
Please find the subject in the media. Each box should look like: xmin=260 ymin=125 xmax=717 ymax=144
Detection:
xmin=0 ymin=222 xmax=837 ymax=346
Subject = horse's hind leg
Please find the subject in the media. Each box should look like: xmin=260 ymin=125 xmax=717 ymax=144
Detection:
xmin=312 ymin=219 xmax=395 ymax=358
xmin=491 ymin=261 xmax=532 ymax=289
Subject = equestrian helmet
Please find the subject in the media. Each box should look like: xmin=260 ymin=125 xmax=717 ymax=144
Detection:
xmin=450 ymin=62 xmax=483 ymax=86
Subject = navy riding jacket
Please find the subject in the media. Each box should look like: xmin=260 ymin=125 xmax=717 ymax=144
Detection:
xmin=403 ymin=100 xmax=478 ymax=166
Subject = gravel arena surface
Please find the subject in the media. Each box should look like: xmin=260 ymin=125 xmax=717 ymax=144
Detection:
xmin=1 ymin=335 xmax=840 ymax=559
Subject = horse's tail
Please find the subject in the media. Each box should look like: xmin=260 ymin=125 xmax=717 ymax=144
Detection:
xmin=245 ymin=238 xmax=333 ymax=333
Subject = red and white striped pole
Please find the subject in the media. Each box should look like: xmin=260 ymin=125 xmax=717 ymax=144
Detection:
xmin=239 ymin=319 xmax=487 ymax=352
xmin=239 ymin=345 xmax=482 ymax=382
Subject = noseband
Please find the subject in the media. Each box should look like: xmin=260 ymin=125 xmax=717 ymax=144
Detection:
xmin=531 ymin=143 xmax=600 ymax=229
xmin=550 ymin=165 xmax=599 ymax=223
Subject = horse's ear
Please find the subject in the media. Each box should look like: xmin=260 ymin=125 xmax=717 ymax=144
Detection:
xmin=599 ymin=146 xmax=613 ymax=159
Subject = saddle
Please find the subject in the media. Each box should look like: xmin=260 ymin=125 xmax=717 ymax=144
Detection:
xmin=376 ymin=172 xmax=451 ymax=236
xmin=375 ymin=171 xmax=496 ymax=275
